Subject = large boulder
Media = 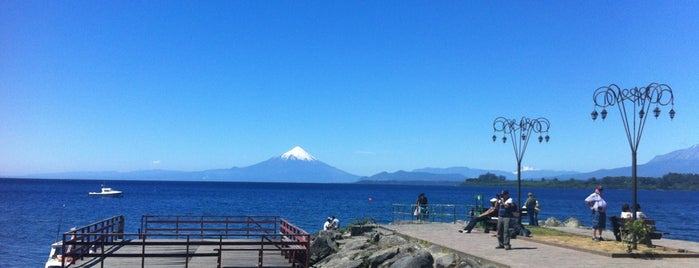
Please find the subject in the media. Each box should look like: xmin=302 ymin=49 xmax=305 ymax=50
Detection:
xmin=564 ymin=217 xmax=581 ymax=228
xmin=341 ymin=237 xmax=369 ymax=251
xmin=310 ymin=230 xmax=341 ymax=264
xmin=309 ymin=226 xmax=503 ymax=268
xmin=378 ymin=234 xmax=408 ymax=247
xmin=544 ymin=217 xmax=562 ymax=226
xmin=389 ymin=247 xmax=433 ymax=268
xmin=367 ymin=247 xmax=401 ymax=267
xmin=433 ymin=252 xmax=457 ymax=268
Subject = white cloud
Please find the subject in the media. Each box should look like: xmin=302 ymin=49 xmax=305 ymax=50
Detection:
xmin=512 ymin=165 xmax=537 ymax=174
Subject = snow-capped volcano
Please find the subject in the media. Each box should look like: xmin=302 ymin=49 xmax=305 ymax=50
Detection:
xmin=218 ymin=145 xmax=357 ymax=182
xmin=280 ymin=146 xmax=317 ymax=161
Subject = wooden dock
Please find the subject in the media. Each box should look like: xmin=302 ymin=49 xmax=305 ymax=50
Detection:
xmin=53 ymin=215 xmax=310 ymax=268
xmin=69 ymin=239 xmax=299 ymax=267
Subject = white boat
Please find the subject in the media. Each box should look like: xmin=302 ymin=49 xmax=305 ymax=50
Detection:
xmin=44 ymin=241 xmax=65 ymax=268
xmin=88 ymin=185 xmax=123 ymax=197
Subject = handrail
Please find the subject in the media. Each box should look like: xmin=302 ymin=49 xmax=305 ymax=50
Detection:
xmin=61 ymin=215 xmax=309 ymax=268
xmin=60 ymin=215 xmax=124 ymax=267
xmin=279 ymin=218 xmax=310 ymax=268
xmin=391 ymin=203 xmax=483 ymax=223
xmin=141 ymin=215 xmax=279 ymax=239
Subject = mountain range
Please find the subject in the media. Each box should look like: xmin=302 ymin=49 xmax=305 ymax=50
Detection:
xmin=360 ymin=144 xmax=699 ymax=183
xmin=14 ymin=144 xmax=699 ymax=184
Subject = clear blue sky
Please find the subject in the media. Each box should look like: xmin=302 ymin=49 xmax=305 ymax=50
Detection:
xmin=1 ymin=1 xmax=698 ymax=177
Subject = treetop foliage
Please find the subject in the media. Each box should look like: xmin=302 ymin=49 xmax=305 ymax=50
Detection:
xmin=460 ymin=172 xmax=699 ymax=191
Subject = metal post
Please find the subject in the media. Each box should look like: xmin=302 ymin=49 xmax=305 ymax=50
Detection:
xmin=591 ymin=83 xmax=675 ymax=249
xmin=493 ymin=116 xmax=551 ymax=223
xmin=517 ymin=160 xmax=522 ymax=212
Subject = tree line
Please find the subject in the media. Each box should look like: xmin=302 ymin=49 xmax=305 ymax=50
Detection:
xmin=460 ymin=172 xmax=699 ymax=191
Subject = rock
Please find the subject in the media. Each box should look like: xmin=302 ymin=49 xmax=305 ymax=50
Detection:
xmin=544 ymin=217 xmax=562 ymax=226
xmin=367 ymin=247 xmax=401 ymax=267
xmin=310 ymin=230 xmax=340 ymax=264
xmin=370 ymin=232 xmax=381 ymax=243
xmin=433 ymin=252 xmax=457 ymax=268
xmin=310 ymin=226 xmax=501 ymax=268
xmin=316 ymin=256 xmax=365 ymax=268
xmin=389 ymin=248 xmax=433 ymax=268
xmin=564 ymin=217 xmax=581 ymax=228
xmin=341 ymin=237 xmax=369 ymax=251
xmin=427 ymin=244 xmax=443 ymax=253
xmin=378 ymin=234 xmax=408 ymax=247
xmin=349 ymin=224 xmax=377 ymax=236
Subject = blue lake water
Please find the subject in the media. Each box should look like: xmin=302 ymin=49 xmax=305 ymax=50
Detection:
xmin=1 ymin=178 xmax=698 ymax=267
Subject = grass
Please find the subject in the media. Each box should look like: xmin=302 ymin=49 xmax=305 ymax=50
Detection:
xmin=528 ymin=226 xmax=573 ymax=236
xmin=525 ymin=226 xmax=673 ymax=255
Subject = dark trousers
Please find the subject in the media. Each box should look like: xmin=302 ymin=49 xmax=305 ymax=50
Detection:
xmin=527 ymin=207 xmax=538 ymax=226
xmin=464 ymin=214 xmax=491 ymax=232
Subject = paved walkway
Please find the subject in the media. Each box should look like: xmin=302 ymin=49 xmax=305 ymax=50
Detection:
xmin=382 ymin=222 xmax=699 ymax=268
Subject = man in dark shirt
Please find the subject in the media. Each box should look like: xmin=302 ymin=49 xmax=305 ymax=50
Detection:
xmin=496 ymin=190 xmax=515 ymax=250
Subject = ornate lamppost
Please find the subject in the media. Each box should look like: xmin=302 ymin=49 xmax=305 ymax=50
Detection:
xmin=492 ymin=117 xmax=551 ymax=215
xmin=591 ymin=83 xmax=675 ymax=248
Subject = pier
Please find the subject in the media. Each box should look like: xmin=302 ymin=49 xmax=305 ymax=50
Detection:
xmin=52 ymin=215 xmax=309 ymax=268
xmin=52 ymin=212 xmax=699 ymax=267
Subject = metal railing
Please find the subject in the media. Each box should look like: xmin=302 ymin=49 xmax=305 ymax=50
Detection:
xmin=140 ymin=215 xmax=279 ymax=239
xmin=391 ymin=203 xmax=484 ymax=223
xmin=59 ymin=215 xmax=309 ymax=268
xmin=58 ymin=215 xmax=125 ymax=267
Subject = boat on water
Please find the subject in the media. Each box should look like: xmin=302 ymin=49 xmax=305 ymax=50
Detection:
xmin=45 ymin=227 xmax=80 ymax=268
xmin=88 ymin=185 xmax=122 ymax=197
xmin=44 ymin=241 xmax=66 ymax=268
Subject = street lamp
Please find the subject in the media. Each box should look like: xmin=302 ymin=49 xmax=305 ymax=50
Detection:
xmin=591 ymin=83 xmax=675 ymax=249
xmin=492 ymin=117 xmax=551 ymax=216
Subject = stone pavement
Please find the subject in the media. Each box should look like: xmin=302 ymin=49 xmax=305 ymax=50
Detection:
xmin=382 ymin=222 xmax=699 ymax=268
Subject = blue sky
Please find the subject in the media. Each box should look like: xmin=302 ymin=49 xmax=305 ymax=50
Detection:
xmin=1 ymin=1 xmax=698 ymax=177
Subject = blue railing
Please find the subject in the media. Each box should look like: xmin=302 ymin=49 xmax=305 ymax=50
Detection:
xmin=391 ymin=194 xmax=488 ymax=223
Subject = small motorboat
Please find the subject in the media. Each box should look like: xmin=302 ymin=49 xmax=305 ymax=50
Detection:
xmin=45 ymin=241 xmax=69 ymax=268
xmin=45 ymin=227 xmax=92 ymax=268
xmin=88 ymin=185 xmax=123 ymax=197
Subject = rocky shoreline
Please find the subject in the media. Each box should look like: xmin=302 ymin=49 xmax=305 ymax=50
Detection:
xmin=308 ymin=217 xmax=584 ymax=268
xmin=310 ymin=225 xmax=477 ymax=268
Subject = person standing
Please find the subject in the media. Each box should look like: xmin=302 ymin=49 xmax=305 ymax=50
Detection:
xmin=416 ymin=193 xmax=428 ymax=221
xmin=496 ymin=190 xmax=515 ymax=250
xmin=584 ymin=185 xmax=607 ymax=241
xmin=524 ymin=192 xmax=539 ymax=226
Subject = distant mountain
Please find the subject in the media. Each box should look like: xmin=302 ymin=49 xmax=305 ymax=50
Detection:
xmin=648 ymin=144 xmax=699 ymax=162
xmin=358 ymin=167 xmax=578 ymax=184
xmin=358 ymin=170 xmax=467 ymax=185
xmin=359 ymin=144 xmax=699 ymax=183
xmin=14 ymin=144 xmax=699 ymax=184
xmin=412 ymin=166 xmax=579 ymax=180
xmin=214 ymin=146 xmax=359 ymax=183
xmin=19 ymin=146 xmax=360 ymax=183
xmin=412 ymin=167 xmax=512 ymax=179
xmin=564 ymin=144 xmax=699 ymax=180
xmin=22 ymin=169 xmax=197 ymax=181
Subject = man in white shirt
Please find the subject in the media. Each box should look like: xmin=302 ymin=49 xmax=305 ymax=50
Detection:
xmin=323 ymin=217 xmax=333 ymax=231
xmin=584 ymin=185 xmax=607 ymax=241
